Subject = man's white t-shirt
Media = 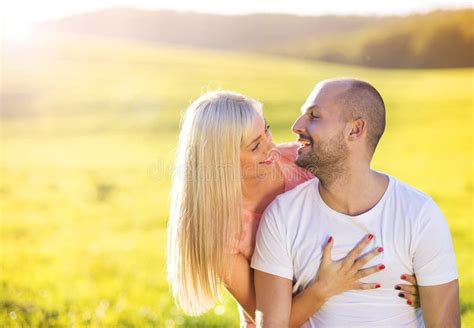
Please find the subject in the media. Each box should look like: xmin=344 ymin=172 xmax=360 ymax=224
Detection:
xmin=251 ymin=175 xmax=458 ymax=327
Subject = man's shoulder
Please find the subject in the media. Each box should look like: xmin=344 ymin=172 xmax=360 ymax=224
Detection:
xmin=259 ymin=177 xmax=318 ymax=238
xmin=268 ymin=177 xmax=318 ymax=214
xmin=391 ymin=176 xmax=432 ymax=203
xmin=390 ymin=176 xmax=438 ymax=215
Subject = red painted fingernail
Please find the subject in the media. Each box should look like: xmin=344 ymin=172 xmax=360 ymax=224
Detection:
xmin=401 ymin=274 xmax=407 ymax=280
xmin=375 ymin=284 xmax=381 ymax=288
xmin=395 ymin=286 xmax=401 ymax=290
xmin=378 ymin=264 xmax=385 ymax=270
xmin=367 ymin=234 xmax=374 ymax=240
xmin=407 ymin=300 xmax=412 ymax=305
xmin=377 ymin=247 xmax=384 ymax=253
xmin=328 ymin=236 xmax=333 ymax=243
xmin=398 ymin=292 xmax=405 ymax=298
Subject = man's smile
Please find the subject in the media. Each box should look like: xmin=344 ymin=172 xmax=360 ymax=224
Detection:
xmin=297 ymin=136 xmax=313 ymax=153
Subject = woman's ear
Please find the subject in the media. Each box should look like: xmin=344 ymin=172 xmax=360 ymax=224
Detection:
xmin=348 ymin=118 xmax=366 ymax=141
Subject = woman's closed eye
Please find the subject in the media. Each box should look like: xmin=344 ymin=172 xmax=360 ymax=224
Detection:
xmin=252 ymin=125 xmax=271 ymax=152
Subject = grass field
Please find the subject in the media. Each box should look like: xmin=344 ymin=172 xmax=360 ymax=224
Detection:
xmin=1 ymin=33 xmax=472 ymax=327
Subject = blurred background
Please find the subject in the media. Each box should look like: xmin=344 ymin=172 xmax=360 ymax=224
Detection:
xmin=1 ymin=0 xmax=472 ymax=326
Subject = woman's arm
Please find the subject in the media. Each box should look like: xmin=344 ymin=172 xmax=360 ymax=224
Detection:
xmin=223 ymin=253 xmax=257 ymax=323
xmin=288 ymin=234 xmax=383 ymax=327
xmin=225 ymin=235 xmax=420 ymax=327
xmin=224 ymin=234 xmax=383 ymax=325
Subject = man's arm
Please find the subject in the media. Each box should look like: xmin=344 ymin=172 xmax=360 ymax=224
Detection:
xmin=419 ymin=280 xmax=460 ymax=328
xmin=254 ymin=270 xmax=292 ymax=328
xmin=412 ymin=199 xmax=460 ymax=327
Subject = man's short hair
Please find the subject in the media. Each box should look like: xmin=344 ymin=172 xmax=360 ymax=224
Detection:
xmin=336 ymin=79 xmax=386 ymax=154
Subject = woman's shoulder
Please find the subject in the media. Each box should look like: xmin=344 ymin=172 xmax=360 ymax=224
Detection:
xmin=276 ymin=142 xmax=315 ymax=189
xmin=276 ymin=142 xmax=299 ymax=162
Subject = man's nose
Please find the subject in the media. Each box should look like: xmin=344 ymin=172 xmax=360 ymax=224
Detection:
xmin=292 ymin=115 xmax=305 ymax=135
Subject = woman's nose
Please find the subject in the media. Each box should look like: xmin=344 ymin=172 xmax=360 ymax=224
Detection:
xmin=263 ymin=134 xmax=275 ymax=153
xmin=265 ymin=130 xmax=273 ymax=142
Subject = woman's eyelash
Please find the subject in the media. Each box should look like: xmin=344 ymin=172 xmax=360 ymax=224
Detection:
xmin=252 ymin=124 xmax=270 ymax=151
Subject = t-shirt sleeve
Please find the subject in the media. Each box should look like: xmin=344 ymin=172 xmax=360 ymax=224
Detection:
xmin=250 ymin=199 xmax=293 ymax=280
xmin=412 ymin=198 xmax=458 ymax=286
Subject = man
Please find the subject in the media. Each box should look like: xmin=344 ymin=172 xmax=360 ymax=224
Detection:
xmin=251 ymin=78 xmax=459 ymax=327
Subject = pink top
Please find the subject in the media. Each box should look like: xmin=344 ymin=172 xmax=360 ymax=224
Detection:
xmin=231 ymin=143 xmax=315 ymax=259
xmin=231 ymin=143 xmax=314 ymax=327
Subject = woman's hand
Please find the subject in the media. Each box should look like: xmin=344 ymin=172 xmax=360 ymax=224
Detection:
xmin=396 ymin=274 xmax=420 ymax=308
xmin=310 ymin=233 xmax=384 ymax=301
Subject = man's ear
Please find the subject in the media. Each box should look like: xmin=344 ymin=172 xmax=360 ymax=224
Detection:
xmin=348 ymin=118 xmax=366 ymax=141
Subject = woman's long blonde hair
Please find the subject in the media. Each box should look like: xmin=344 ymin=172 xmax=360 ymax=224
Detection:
xmin=167 ymin=91 xmax=262 ymax=315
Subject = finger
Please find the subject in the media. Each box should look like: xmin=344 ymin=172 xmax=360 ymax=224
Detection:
xmin=414 ymin=298 xmax=421 ymax=309
xmin=342 ymin=233 xmax=374 ymax=268
xmin=398 ymin=291 xmax=417 ymax=307
xmin=395 ymin=284 xmax=417 ymax=295
xmin=356 ymin=263 xmax=386 ymax=279
xmin=353 ymin=282 xmax=381 ymax=290
xmin=400 ymin=273 xmax=417 ymax=285
xmin=396 ymin=284 xmax=420 ymax=308
xmin=354 ymin=246 xmax=384 ymax=270
xmin=322 ymin=236 xmax=333 ymax=264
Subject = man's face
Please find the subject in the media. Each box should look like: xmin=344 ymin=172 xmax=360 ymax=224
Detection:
xmin=291 ymin=83 xmax=349 ymax=179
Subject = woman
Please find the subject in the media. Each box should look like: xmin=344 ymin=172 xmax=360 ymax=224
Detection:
xmin=167 ymin=91 xmax=419 ymax=326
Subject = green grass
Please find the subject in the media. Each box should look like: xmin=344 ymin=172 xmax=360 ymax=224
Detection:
xmin=1 ymin=33 xmax=472 ymax=326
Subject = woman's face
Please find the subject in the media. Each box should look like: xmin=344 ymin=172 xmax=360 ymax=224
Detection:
xmin=240 ymin=114 xmax=278 ymax=179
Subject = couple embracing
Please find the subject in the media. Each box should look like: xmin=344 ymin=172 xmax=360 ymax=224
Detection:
xmin=167 ymin=78 xmax=459 ymax=327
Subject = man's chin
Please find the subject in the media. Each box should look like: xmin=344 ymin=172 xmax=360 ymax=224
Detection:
xmin=295 ymin=153 xmax=316 ymax=171
xmin=294 ymin=155 xmax=303 ymax=167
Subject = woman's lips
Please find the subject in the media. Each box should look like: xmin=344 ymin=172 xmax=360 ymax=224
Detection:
xmin=259 ymin=152 xmax=278 ymax=165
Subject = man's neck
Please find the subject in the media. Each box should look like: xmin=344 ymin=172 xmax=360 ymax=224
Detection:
xmin=318 ymin=168 xmax=389 ymax=216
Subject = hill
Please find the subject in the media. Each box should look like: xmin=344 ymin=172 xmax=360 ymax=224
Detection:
xmin=41 ymin=8 xmax=473 ymax=68
xmin=274 ymin=9 xmax=474 ymax=68
xmin=42 ymin=8 xmax=386 ymax=49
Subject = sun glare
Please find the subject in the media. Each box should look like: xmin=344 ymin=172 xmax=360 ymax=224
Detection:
xmin=1 ymin=1 xmax=41 ymax=44
xmin=2 ymin=21 xmax=34 ymax=43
